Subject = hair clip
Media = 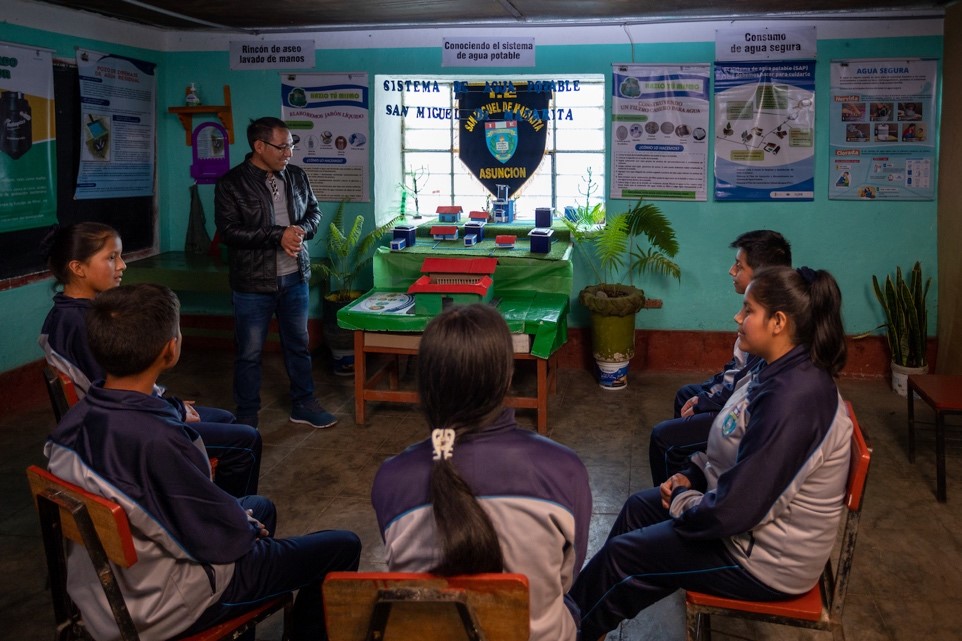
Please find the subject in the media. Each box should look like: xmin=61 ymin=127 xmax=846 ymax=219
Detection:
xmin=431 ymin=428 xmax=456 ymax=461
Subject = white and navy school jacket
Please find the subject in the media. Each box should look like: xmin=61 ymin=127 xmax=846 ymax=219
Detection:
xmin=372 ymin=409 xmax=592 ymax=641
xmin=45 ymin=385 xmax=258 ymax=641
xmin=671 ymin=345 xmax=852 ymax=594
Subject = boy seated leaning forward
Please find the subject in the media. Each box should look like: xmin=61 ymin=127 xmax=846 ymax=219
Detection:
xmin=45 ymin=283 xmax=360 ymax=641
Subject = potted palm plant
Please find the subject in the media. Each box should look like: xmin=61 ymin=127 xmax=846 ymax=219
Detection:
xmin=319 ymin=201 xmax=399 ymax=374
xmin=871 ymin=261 xmax=930 ymax=396
xmin=563 ymin=197 xmax=681 ymax=389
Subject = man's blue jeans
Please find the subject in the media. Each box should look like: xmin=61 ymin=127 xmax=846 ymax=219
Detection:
xmin=232 ymin=273 xmax=314 ymax=416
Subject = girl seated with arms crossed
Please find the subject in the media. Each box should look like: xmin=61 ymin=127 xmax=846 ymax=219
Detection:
xmin=570 ymin=266 xmax=852 ymax=640
xmin=38 ymin=222 xmax=261 ymax=498
xmin=372 ymin=303 xmax=592 ymax=641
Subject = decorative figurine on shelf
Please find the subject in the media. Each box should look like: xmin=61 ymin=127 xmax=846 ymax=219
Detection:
xmin=398 ymin=165 xmax=428 ymax=219
xmin=185 ymin=83 xmax=201 ymax=107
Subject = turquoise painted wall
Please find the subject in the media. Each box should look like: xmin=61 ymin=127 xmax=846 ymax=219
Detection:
xmin=0 ymin=18 xmax=942 ymax=374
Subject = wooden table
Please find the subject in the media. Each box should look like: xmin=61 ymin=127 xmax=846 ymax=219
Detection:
xmin=352 ymin=330 xmax=558 ymax=434
xmin=907 ymin=374 xmax=962 ymax=502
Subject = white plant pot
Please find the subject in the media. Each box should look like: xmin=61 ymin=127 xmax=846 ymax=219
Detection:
xmin=890 ymin=362 xmax=928 ymax=397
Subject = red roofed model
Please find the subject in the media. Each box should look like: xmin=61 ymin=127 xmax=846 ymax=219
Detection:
xmin=469 ymin=210 xmax=490 ymax=221
xmin=407 ymin=257 xmax=497 ymax=314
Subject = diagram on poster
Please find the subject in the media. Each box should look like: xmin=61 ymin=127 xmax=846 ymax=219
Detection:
xmin=829 ymin=59 xmax=937 ymax=201
xmin=714 ymin=61 xmax=815 ymax=201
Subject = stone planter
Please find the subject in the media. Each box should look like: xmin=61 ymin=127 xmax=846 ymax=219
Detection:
xmin=580 ymin=284 xmax=646 ymax=389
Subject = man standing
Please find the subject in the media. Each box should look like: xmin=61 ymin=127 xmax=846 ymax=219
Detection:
xmin=648 ymin=230 xmax=791 ymax=484
xmin=216 ymin=117 xmax=336 ymax=429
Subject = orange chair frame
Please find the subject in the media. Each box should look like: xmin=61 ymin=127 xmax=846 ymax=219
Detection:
xmin=26 ymin=465 xmax=290 ymax=641
xmin=323 ymin=571 xmax=530 ymax=641
xmin=685 ymin=401 xmax=872 ymax=641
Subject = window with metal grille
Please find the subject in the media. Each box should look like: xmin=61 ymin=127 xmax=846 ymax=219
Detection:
xmin=375 ymin=75 xmax=606 ymax=222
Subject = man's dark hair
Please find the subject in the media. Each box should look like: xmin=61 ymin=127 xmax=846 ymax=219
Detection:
xmin=730 ymin=230 xmax=792 ymax=269
xmin=247 ymin=116 xmax=289 ymax=150
xmin=87 ymin=284 xmax=180 ymax=378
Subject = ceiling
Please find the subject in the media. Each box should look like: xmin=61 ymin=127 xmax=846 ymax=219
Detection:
xmin=26 ymin=0 xmax=953 ymax=33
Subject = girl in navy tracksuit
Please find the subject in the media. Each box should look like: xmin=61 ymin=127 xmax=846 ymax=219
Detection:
xmin=38 ymin=223 xmax=262 ymax=498
xmin=570 ymin=266 xmax=853 ymax=640
xmin=372 ymin=303 xmax=592 ymax=641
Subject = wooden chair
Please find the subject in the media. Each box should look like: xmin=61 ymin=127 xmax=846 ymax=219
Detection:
xmin=684 ymin=401 xmax=871 ymax=641
xmin=43 ymin=365 xmax=79 ymax=423
xmin=26 ymin=465 xmax=291 ymax=641
xmin=323 ymin=571 xmax=530 ymax=641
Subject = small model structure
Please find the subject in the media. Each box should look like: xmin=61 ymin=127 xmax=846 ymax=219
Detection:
xmin=495 ymin=234 xmax=517 ymax=249
xmin=469 ymin=210 xmax=490 ymax=223
xmin=407 ymin=257 xmax=498 ymax=315
xmin=436 ymin=205 xmax=463 ymax=223
xmin=430 ymin=225 xmax=459 ymax=241
xmin=393 ymin=223 xmax=417 ymax=248
xmin=492 ymin=184 xmax=515 ymax=223
xmin=465 ymin=220 xmax=486 ymax=241
xmin=390 ymin=238 xmax=406 ymax=251
xmin=528 ymin=228 xmax=554 ymax=254
xmin=464 ymin=233 xmax=478 ymax=247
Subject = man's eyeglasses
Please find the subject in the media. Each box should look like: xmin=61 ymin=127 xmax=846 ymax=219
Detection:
xmin=260 ymin=139 xmax=298 ymax=152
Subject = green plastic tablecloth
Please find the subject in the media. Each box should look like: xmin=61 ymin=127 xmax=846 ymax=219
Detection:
xmin=372 ymin=243 xmax=572 ymax=296
xmin=337 ymin=288 xmax=569 ymax=359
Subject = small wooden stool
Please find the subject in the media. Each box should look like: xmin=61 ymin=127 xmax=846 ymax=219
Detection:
xmin=907 ymin=374 xmax=962 ymax=502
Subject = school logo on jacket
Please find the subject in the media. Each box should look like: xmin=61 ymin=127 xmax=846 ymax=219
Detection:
xmin=458 ymin=81 xmax=549 ymax=198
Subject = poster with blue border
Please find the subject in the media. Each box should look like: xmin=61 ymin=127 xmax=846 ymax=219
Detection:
xmin=0 ymin=42 xmax=56 ymax=233
xmin=610 ymin=64 xmax=710 ymax=202
xmin=829 ymin=59 xmax=937 ymax=201
xmin=714 ymin=61 xmax=815 ymax=201
xmin=281 ymin=73 xmax=370 ymax=202
xmin=75 ymin=49 xmax=156 ymax=200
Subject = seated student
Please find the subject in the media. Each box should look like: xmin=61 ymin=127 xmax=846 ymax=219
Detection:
xmin=38 ymin=223 xmax=261 ymax=498
xmin=45 ymin=283 xmax=361 ymax=641
xmin=372 ymin=304 xmax=591 ymax=641
xmin=571 ymin=266 xmax=852 ymax=641
xmin=648 ymin=229 xmax=792 ymax=485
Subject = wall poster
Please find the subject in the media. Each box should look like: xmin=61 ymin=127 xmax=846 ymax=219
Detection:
xmin=281 ymin=73 xmax=370 ymax=202
xmin=714 ymin=61 xmax=816 ymax=201
xmin=829 ymin=59 xmax=938 ymax=201
xmin=609 ymin=64 xmax=710 ymax=201
xmin=0 ymin=42 xmax=56 ymax=233
xmin=75 ymin=49 xmax=156 ymax=200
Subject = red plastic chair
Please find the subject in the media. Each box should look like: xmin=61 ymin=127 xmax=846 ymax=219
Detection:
xmin=685 ymin=401 xmax=872 ymax=641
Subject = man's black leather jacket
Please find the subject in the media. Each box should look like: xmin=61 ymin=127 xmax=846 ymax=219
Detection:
xmin=214 ymin=154 xmax=321 ymax=293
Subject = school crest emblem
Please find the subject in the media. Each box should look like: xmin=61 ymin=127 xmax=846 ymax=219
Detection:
xmin=485 ymin=121 xmax=517 ymax=163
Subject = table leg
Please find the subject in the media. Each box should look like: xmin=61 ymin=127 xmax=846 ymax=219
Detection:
xmin=907 ymin=383 xmax=916 ymax=463
xmin=354 ymin=330 xmax=366 ymax=425
xmin=936 ymin=411 xmax=947 ymax=502
xmin=537 ymin=357 xmax=548 ymax=435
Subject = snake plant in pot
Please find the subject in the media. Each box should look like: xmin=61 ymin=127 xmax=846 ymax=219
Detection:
xmin=871 ymin=261 xmax=930 ymax=396
xmin=563 ymin=198 xmax=681 ymax=389
xmin=318 ymin=201 xmax=399 ymax=374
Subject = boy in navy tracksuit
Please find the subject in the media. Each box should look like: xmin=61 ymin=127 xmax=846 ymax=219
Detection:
xmin=45 ymin=283 xmax=360 ymax=641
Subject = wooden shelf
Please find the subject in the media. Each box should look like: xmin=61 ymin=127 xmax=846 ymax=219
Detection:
xmin=168 ymin=85 xmax=233 ymax=145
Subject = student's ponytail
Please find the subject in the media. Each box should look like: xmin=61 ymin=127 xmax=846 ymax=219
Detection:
xmin=417 ymin=304 xmax=512 ymax=575
xmin=749 ymin=266 xmax=847 ymax=376
xmin=806 ymin=269 xmax=847 ymax=376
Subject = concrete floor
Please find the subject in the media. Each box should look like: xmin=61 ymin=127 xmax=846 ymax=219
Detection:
xmin=1 ymin=346 xmax=960 ymax=640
